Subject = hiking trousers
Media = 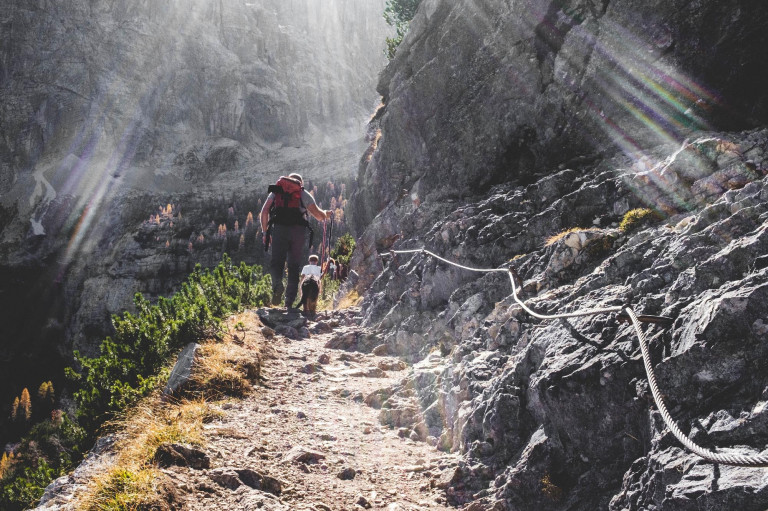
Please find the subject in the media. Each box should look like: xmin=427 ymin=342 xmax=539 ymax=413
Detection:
xmin=269 ymin=224 xmax=306 ymax=306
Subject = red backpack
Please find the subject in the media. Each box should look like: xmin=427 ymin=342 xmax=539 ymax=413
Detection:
xmin=268 ymin=176 xmax=307 ymax=226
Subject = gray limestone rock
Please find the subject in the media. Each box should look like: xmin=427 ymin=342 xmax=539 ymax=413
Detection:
xmin=163 ymin=342 xmax=201 ymax=396
xmin=351 ymin=124 xmax=768 ymax=509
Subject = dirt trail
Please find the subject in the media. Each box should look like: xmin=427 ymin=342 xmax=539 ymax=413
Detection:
xmin=163 ymin=308 xmax=458 ymax=510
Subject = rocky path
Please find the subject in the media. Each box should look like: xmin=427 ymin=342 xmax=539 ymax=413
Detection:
xmin=162 ymin=308 xmax=459 ymax=511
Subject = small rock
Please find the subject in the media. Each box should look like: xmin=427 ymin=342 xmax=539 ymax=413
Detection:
xmin=153 ymin=443 xmax=210 ymax=469
xmin=297 ymin=410 xmax=307 ymax=419
xmin=356 ymin=495 xmax=372 ymax=509
xmin=261 ymin=326 xmax=275 ymax=338
xmin=378 ymin=359 xmax=407 ymax=371
xmin=299 ymin=327 xmax=311 ymax=338
xmin=275 ymin=325 xmax=300 ymax=339
xmin=299 ymin=362 xmax=324 ymax=374
xmin=338 ymin=467 xmax=357 ymax=480
xmin=209 ymin=468 xmax=242 ymax=490
xmin=372 ymin=344 xmax=388 ymax=356
xmin=284 ymin=446 xmax=326 ymax=464
xmin=235 ymin=468 xmax=284 ymax=496
xmin=318 ymin=353 xmax=331 ymax=364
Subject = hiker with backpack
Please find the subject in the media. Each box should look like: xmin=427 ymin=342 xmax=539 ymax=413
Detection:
xmin=260 ymin=173 xmax=333 ymax=310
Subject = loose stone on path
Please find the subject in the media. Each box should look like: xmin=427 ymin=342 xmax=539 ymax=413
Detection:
xmin=179 ymin=308 xmax=456 ymax=510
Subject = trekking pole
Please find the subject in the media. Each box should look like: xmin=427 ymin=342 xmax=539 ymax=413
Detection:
xmin=320 ymin=219 xmax=328 ymax=265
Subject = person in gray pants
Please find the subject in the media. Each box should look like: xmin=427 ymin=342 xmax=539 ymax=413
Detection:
xmin=260 ymin=173 xmax=332 ymax=309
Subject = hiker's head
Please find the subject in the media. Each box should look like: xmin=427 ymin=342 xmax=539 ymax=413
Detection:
xmin=289 ymin=173 xmax=303 ymax=185
xmin=309 ymin=254 xmax=319 ymax=264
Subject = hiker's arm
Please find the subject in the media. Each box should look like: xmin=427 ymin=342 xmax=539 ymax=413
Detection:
xmin=260 ymin=197 xmax=273 ymax=241
xmin=307 ymin=203 xmax=333 ymax=222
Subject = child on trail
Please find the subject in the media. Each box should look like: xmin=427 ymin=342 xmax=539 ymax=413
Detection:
xmin=297 ymin=254 xmax=322 ymax=315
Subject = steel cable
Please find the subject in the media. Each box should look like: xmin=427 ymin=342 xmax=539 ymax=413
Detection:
xmin=381 ymin=247 xmax=768 ymax=466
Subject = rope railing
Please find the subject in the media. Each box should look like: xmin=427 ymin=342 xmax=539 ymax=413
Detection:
xmin=381 ymin=247 xmax=768 ymax=467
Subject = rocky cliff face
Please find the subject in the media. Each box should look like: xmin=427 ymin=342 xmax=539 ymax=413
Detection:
xmin=349 ymin=0 xmax=768 ymax=509
xmin=352 ymin=0 xmax=768 ymax=230
xmin=0 ymin=0 xmax=388 ymax=439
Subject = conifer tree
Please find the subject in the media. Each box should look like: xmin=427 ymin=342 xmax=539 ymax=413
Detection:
xmin=37 ymin=381 xmax=55 ymax=409
xmin=11 ymin=396 xmax=19 ymax=421
xmin=19 ymin=388 xmax=31 ymax=422
xmin=0 ymin=452 xmax=10 ymax=479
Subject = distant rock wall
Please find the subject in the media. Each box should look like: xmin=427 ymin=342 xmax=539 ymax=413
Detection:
xmin=0 ymin=0 xmax=386 ymax=177
xmin=0 ymin=0 xmax=389 ymax=443
xmin=349 ymin=0 xmax=768 ymax=508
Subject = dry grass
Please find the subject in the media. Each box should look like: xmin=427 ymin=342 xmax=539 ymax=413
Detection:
xmin=79 ymin=397 xmax=217 ymax=510
xmin=76 ymin=313 xmax=264 ymax=510
xmin=336 ymin=289 xmax=363 ymax=309
xmin=544 ymin=227 xmax=600 ymax=246
xmin=618 ymin=208 xmax=663 ymax=233
xmin=187 ymin=313 xmax=263 ymax=400
xmin=540 ymin=473 xmax=564 ymax=502
xmin=363 ymin=129 xmax=382 ymax=163
xmin=190 ymin=341 xmax=260 ymax=399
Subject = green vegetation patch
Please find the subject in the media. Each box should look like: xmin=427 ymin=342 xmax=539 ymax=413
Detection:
xmin=0 ymin=255 xmax=270 ymax=511
xmin=69 ymin=254 xmax=271 ymax=431
xmin=384 ymin=0 xmax=422 ymax=59
xmin=619 ymin=208 xmax=663 ymax=234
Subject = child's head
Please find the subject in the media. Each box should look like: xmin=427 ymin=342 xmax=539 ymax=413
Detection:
xmin=308 ymin=254 xmax=319 ymax=264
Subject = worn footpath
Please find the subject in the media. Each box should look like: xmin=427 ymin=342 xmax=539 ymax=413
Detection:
xmin=161 ymin=307 xmax=459 ymax=511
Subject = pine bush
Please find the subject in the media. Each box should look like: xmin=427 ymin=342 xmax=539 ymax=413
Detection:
xmin=69 ymin=254 xmax=271 ymax=430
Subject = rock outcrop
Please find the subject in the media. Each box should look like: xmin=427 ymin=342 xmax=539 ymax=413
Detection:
xmin=352 ymin=0 xmax=768 ymax=231
xmin=349 ymin=0 xmax=768 ymax=509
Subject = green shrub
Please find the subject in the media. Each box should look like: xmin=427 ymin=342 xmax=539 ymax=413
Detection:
xmin=69 ymin=254 xmax=271 ymax=431
xmin=0 ymin=414 xmax=85 ymax=511
xmin=0 ymin=459 xmax=57 ymax=511
xmin=319 ymin=275 xmax=341 ymax=310
xmin=619 ymin=208 xmax=663 ymax=234
xmin=330 ymin=233 xmax=356 ymax=265
xmin=383 ymin=0 xmax=422 ymax=59
xmin=2 ymin=255 xmax=270 ymax=510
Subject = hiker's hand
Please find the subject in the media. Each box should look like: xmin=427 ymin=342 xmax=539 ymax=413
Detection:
xmin=262 ymin=233 xmax=267 ymax=244
xmin=326 ymin=209 xmax=334 ymax=218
